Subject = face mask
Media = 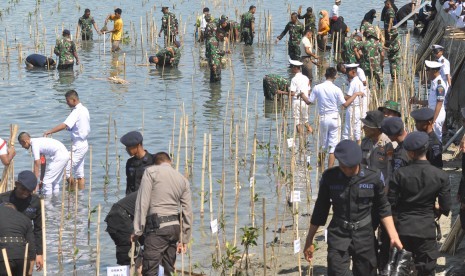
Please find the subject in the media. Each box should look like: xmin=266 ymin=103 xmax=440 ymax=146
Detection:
xmin=319 ymin=14 xmax=323 ymax=18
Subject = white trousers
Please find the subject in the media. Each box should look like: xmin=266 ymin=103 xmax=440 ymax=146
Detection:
xmin=66 ymin=142 xmax=88 ymax=179
xmin=342 ymin=106 xmax=362 ymax=141
xmin=319 ymin=113 xmax=341 ymax=154
xmin=433 ymin=108 xmax=446 ymax=141
xmin=293 ymin=100 xmax=309 ymax=125
xmin=43 ymin=153 xmax=69 ymax=194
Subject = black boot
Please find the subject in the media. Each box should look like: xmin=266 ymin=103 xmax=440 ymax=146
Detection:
xmin=380 ymin=247 xmax=398 ymax=276
xmin=392 ymin=249 xmax=413 ymax=276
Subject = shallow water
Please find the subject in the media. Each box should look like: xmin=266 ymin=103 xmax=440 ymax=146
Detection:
xmin=0 ymin=0 xmax=418 ymax=274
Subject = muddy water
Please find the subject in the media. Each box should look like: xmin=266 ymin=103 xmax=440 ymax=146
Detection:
xmin=0 ymin=0 xmax=418 ymax=274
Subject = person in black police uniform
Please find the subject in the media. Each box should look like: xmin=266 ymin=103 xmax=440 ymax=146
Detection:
xmin=410 ymin=108 xmax=443 ymax=168
xmin=458 ymin=108 xmax=465 ymax=229
xmin=25 ymin=54 xmax=56 ymax=69
xmin=388 ymin=131 xmax=451 ymax=275
xmin=381 ymin=117 xmax=409 ymax=173
xmin=303 ymin=140 xmax=403 ymax=276
xmin=105 ymin=192 xmax=141 ymax=266
xmin=0 ymin=171 xmax=43 ymax=273
xmin=0 ymin=203 xmax=36 ymax=276
xmin=120 ymin=131 xmax=155 ymax=195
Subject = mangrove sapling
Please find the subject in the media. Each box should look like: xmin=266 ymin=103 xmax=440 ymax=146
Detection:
xmin=240 ymin=226 xmax=259 ymax=272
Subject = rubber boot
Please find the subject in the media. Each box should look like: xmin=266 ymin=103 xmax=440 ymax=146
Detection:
xmin=392 ymin=249 xmax=413 ymax=276
xmin=380 ymin=247 xmax=398 ymax=276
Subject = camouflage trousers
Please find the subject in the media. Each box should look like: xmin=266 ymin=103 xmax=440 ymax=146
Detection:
xmin=388 ymin=56 xmax=400 ymax=80
xmin=300 ymin=56 xmax=313 ymax=81
xmin=288 ymin=43 xmax=301 ymax=61
xmin=241 ymin=28 xmax=254 ymax=45
xmin=210 ymin=62 xmax=222 ymax=83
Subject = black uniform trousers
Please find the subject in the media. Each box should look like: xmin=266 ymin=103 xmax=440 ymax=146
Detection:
xmin=143 ymin=225 xmax=180 ymax=276
xmin=328 ymin=235 xmax=377 ymax=276
xmin=399 ymin=236 xmax=437 ymax=276
xmin=0 ymin=259 xmax=28 ymax=276
xmin=106 ymin=205 xmax=134 ymax=265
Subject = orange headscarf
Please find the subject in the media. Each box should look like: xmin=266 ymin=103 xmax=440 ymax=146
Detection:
xmin=318 ymin=10 xmax=330 ymax=35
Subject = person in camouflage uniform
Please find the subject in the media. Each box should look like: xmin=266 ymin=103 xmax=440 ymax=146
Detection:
xmin=149 ymin=41 xmax=182 ymax=68
xmin=78 ymin=9 xmax=100 ymax=41
xmin=158 ymin=7 xmax=179 ymax=47
xmin=218 ymin=15 xmax=240 ymax=42
xmin=276 ymin=12 xmax=305 ymax=60
xmin=387 ymin=28 xmax=401 ymax=81
xmin=383 ymin=0 xmax=396 ymax=46
xmin=343 ymin=32 xmax=362 ymax=64
xmin=54 ymin=29 xmax=79 ymax=70
xmin=297 ymin=6 xmax=316 ymax=32
xmin=204 ymin=15 xmax=217 ymax=43
xmin=360 ymin=20 xmax=375 ymax=36
xmin=206 ymin=32 xmax=226 ymax=83
xmin=240 ymin=5 xmax=256 ymax=45
xmin=263 ymin=74 xmax=290 ymax=100
xmin=360 ymin=29 xmax=385 ymax=89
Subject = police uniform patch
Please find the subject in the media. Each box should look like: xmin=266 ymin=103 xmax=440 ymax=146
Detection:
xmin=359 ymin=183 xmax=374 ymax=189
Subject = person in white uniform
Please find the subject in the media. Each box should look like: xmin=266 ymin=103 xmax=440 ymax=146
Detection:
xmin=432 ymin=44 xmax=451 ymax=86
xmin=341 ymin=64 xmax=366 ymax=144
xmin=0 ymin=137 xmax=15 ymax=166
xmin=308 ymin=67 xmax=364 ymax=169
xmin=337 ymin=62 xmax=369 ymax=117
xmin=18 ymin=132 xmax=69 ymax=194
xmin=44 ymin=90 xmax=90 ymax=190
xmin=411 ymin=60 xmax=448 ymax=141
xmin=277 ymin=59 xmax=312 ymax=134
xmin=331 ymin=0 xmax=341 ymax=18
xmin=300 ymin=29 xmax=319 ymax=82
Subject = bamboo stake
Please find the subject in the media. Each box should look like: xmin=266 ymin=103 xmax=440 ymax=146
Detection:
xmin=0 ymin=124 xmax=18 ymax=192
xmin=23 ymin=243 xmax=28 ymax=276
xmin=233 ymin=124 xmax=240 ymax=247
xmin=262 ymin=198 xmax=267 ymax=276
xmin=87 ymin=146 xmax=93 ymax=245
xmin=200 ymin=133 xmax=207 ymax=216
xmin=1 ymin=249 xmax=12 ymax=276
xmin=176 ymin=116 xmax=183 ymax=171
xmin=40 ymin=198 xmax=47 ymax=275
xmin=58 ymin=170 xmax=66 ymax=265
xmin=208 ymin=133 xmax=213 ymax=221
xmin=95 ymin=204 xmax=101 ymax=276
xmin=129 ymin=242 xmax=135 ymax=275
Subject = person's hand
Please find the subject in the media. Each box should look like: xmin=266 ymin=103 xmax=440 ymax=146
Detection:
xmin=355 ymin=92 xmax=364 ymax=97
xmin=275 ymin=37 xmax=280 ymax=44
xmin=409 ymin=96 xmax=417 ymax=104
xmin=390 ymin=237 xmax=403 ymax=250
xmin=35 ymin=255 xmax=44 ymax=271
xmin=177 ymin=243 xmax=187 ymax=254
xmin=43 ymin=130 xmax=52 ymax=137
xmin=460 ymin=136 xmax=465 ymax=153
xmin=7 ymin=146 xmax=15 ymax=156
xmin=130 ymin=234 xmax=139 ymax=243
xmin=303 ymin=243 xmax=315 ymax=262
xmin=76 ymin=59 xmax=80 ymax=65
xmin=158 ymin=32 xmax=162 ymax=37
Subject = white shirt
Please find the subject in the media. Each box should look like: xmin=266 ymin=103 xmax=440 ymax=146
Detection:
xmin=346 ymin=76 xmax=365 ymax=106
xmin=309 ymin=80 xmax=345 ymax=115
xmin=200 ymin=14 xmax=207 ymax=31
xmin=454 ymin=4 xmax=463 ymax=18
xmin=0 ymin=138 xmax=7 ymax=156
xmin=300 ymin=36 xmax=312 ymax=57
xmin=290 ymin=72 xmax=310 ymax=101
xmin=428 ymin=75 xmax=448 ymax=111
xmin=456 ymin=15 xmax=465 ymax=28
xmin=63 ymin=103 xmax=90 ymax=147
xmin=30 ymin=137 xmax=68 ymax=161
xmin=331 ymin=4 xmax=339 ymax=17
xmin=357 ymin=67 xmax=367 ymax=84
xmin=437 ymin=55 xmax=450 ymax=84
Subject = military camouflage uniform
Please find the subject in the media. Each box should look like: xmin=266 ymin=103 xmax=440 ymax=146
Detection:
xmin=343 ymin=37 xmax=360 ymax=64
xmin=360 ymin=36 xmax=383 ymax=87
xmin=54 ymin=36 xmax=77 ymax=69
xmin=384 ymin=7 xmax=395 ymax=42
xmin=361 ymin=21 xmax=375 ymax=35
xmin=161 ymin=12 xmax=178 ymax=46
xmin=298 ymin=13 xmax=316 ymax=32
xmin=78 ymin=15 xmax=95 ymax=40
xmin=240 ymin=11 xmax=255 ymax=45
xmin=204 ymin=22 xmax=217 ymax=44
xmin=218 ymin=20 xmax=240 ymax=42
xmin=206 ymin=36 xmax=225 ymax=82
xmin=154 ymin=47 xmax=181 ymax=67
xmin=277 ymin=21 xmax=305 ymax=60
xmin=263 ymin=74 xmax=290 ymax=100
xmin=387 ymin=32 xmax=401 ymax=80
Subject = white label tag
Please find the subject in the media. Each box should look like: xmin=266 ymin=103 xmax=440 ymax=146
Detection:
xmin=211 ymin=219 xmax=218 ymax=234
xmin=159 ymin=265 xmax=164 ymax=275
xmin=325 ymin=229 xmax=328 ymax=243
xmin=306 ymin=156 xmax=311 ymax=165
xmin=294 ymin=239 xmax=301 ymax=254
xmin=249 ymin=176 xmax=254 ymax=187
xmin=287 ymin=138 xmax=295 ymax=148
xmin=107 ymin=265 xmax=129 ymax=276
xmin=291 ymin=190 xmax=301 ymax=202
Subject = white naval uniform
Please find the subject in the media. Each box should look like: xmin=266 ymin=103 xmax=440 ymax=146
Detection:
xmin=309 ymin=80 xmax=345 ymax=153
xmin=331 ymin=4 xmax=339 ymax=18
xmin=0 ymin=138 xmax=7 ymax=156
xmin=342 ymin=76 xmax=365 ymax=141
xmin=290 ymin=72 xmax=311 ymax=126
xmin=31 ymin=137 xmax=69 ymax=194
xmin=437 ymin=56 xmax=451 ymax=86
xmin=357 ymin=67 xmax=369 ymax=118
xmin=429 ymin=75 xmax=448 ymax=141
xmin=64 ymin=103 xmax=90 ymax=179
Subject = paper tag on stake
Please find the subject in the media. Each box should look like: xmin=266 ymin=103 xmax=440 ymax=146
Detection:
xmin=291 ymin=190 xmax=301 ymax=202
xmin=294 ymin=239 xmax=301 ymax=254
xmin=107 ymin=266 xmax=129 ymax=276
xmin=210 ymin=219 xmax=218 ymax=234
xmin=325 ymin=229 xmax=328 ymax=243
xmin=287 ymin=138 xmax=294 ymax=148
xmin=249 ymin=176 xmax=254 ymax=187
xmin=306 ymin=156 xmax=311 ymax=166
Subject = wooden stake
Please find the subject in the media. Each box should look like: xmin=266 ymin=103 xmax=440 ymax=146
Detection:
xmin=95 ymin=204 xmax=101 ymax=276
xmin=262 ymin=198 xmax=267 ymax=276
xmin=87 ymin=146 xmax=93 ymax=245
xmin=1 ymin=249 xmax=12 ymax=276
xmin=23 ymin=243 xmax=28 ymax=276
xmin=200 ymin=133 xmax=207 ymax=216
xmin=40 ymin=198 xmax=47 ymax=275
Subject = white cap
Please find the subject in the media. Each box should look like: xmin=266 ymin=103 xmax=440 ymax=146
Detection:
xmin=344 ymin=63 xmax=359 ymax=68
xmin=289 ymin=59 xmax=303 ymax=66
xmin=425 ymin=60 xmax=442 ymax=69
xmin=431 ymin=44 xmax=444 ymax=50
xmin=335 ymin=0 xmax=341 ymax=3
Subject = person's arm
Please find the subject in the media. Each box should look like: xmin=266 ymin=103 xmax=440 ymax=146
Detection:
xmin=300 ymin=90 xmax=311 ymax=105
xmin=132 ymin=169 xmax=153 ymax=240
xmin=92 ymin=18 xmax=100 ymax=34
xmin=381 ymin=216 xmax=403 ymax=249
xmin=303 ymin=224 xmax=320 ymax=261
xmin=33 ymin=200 xmax=44 ymax=271
xmin=0 ymin=146 xmax=15 ymax=166
xmin=34 ymin=159 xmax=41 ymax=179
xmin=438 ymin=173 xmax=452 ymax=216
xmin=76 ymin=19 xmax=81 ymax=40
xmin=276 ymin=23 xmax=290 ymax=42
xmin=433 ymin=101 xmax=443 ymax=124
xmin=342 ymin=92 xmax=364 ymax=108
xmin=43 ymin=123 xmax=67 ymax=137
xmin=251 ymin=16 xmax=255 ymax=34
xmin=178 ymin=177 xmax=193 ymax=253
xmin=72 ymin=42 xmax=79 ymax=65
xmin=25 ymin=220 xmax=36 ymax=261
xmin=379 ymin=44 xmax=385 ymax=68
